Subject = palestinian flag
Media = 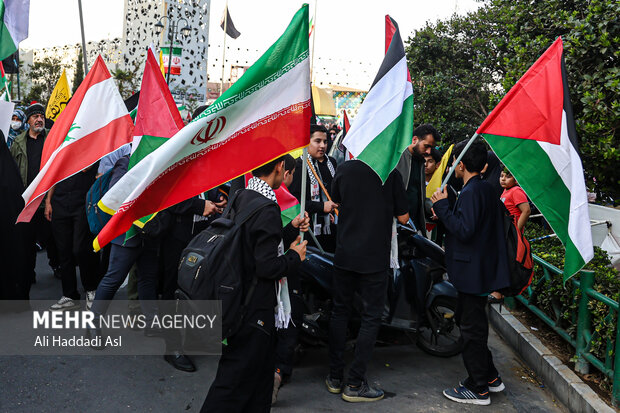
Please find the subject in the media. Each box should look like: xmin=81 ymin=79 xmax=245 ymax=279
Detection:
xmin=0 ymin=0 xmax=29 ymax=61
xmin=244 ymin=173 xmax=300 ymax=226
xmin=124 ymin=92 xmax=140 ymax=123
xmin=478 ymin=37 xmax=593 ymax=281
xmin=124 ymin=50 xmax=185 ymax=240
xmin=94 ymin=5 xmax=311 ymax=251
xmin=18 ymin=56 xmax=134 ymax=223
xmin=0 ymin=60 xmax=10 ymax=101
xmin=342 ymin=15 xmax=413 ymax=182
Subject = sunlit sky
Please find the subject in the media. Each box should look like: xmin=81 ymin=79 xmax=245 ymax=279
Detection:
xmin=21 ymin=0 xmax=481 ymax=81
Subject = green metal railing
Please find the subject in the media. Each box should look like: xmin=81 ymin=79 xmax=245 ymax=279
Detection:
xmin=510 ymin=254 xmax=620 ymax=407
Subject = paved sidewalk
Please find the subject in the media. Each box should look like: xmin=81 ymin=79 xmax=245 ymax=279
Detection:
xmin=0 ymin=253 xmax=567 ymax=412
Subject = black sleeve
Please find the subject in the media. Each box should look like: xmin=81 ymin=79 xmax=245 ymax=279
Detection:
xmin=391 ymin=170 xmax=409 ymax=216
xmin=169 ymin=197 xmax=204 ymax=216
xmin=433 ymin=191 xmax=480 ymax=243
xmin=250 ymin=206 xmax=301 ymax=280
xmin=331 ymin=170 xmax=341 ymax=204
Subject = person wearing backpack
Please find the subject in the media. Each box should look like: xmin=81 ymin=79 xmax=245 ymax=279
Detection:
xmin=431 ymin=140 xmax=511 ymax=406
xmin=201 ymin=156 xmax=309 ymax=413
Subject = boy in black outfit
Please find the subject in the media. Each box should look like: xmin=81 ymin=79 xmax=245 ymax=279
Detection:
xmin=326 ymin=160 xmax=409 ymax=402
xmin=201 ymin=156 xmax=309 ymax=413
xmin=431 ymin=140 xmax=511 ymax=406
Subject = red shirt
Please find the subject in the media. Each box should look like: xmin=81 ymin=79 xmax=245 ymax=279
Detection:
xmin=501 ymin=186 xmax=528 ymax=222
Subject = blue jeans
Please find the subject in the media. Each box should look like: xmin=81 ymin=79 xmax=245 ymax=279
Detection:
xmin=91 ymin=241 xmax=159 ymax=322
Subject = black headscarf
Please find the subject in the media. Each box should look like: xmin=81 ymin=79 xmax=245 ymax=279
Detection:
xmin=483 ymin=150 xmax=503 ymax=199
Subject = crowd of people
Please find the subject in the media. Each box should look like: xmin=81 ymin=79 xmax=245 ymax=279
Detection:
xmin=0 ymin=102 xmax=532 ymax=410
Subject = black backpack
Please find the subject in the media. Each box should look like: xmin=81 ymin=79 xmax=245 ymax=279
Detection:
xmin=498 ymin=205 xmax=534 ymax=297
xmin=175 ymin=191 xmax=273 ymax=339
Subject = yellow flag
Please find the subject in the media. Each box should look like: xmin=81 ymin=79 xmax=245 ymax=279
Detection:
xmin=159 ymin=50 xmax=165 ymax=77
xmin=426 ymin=144 xmax=454 ymax=198
xmin=46 ymin=70 xmax=71 ymax=121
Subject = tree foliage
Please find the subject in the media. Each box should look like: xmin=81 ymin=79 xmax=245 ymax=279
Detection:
xmin=112 ymin=59 xmax=141 ymax=100
xmin=405 ymin=0 xmax=619 ymax=203
xmin=73 ymin=49 xmax=84 ymax=94
xmin=24 ymin=56 xmax=64 ymax=104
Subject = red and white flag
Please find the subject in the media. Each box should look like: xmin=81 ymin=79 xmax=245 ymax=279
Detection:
xmin=17 ymin=56 xmax=134 ymax=222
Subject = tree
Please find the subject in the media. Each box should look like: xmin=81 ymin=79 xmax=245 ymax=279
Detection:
xmin=112 ymin=59 xmax=142 ymax=99
xmin=405 ymin=0 xmax=619 ymax=203
xmin=73 ymin=49 xmax=84 ymax=94
xmin=24 ymin=56 xmax=64 ymax=104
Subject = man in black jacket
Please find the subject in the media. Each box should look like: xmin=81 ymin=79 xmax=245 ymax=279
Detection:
xmin=431 ymin=140 xmax=511 ymax=406
xmin=201 ymin=156 xmax=308 ymax=413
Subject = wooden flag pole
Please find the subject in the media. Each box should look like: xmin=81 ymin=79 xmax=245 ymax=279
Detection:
xmin=306 ymin=157 xmax=338 ymax=216
xmin=440 ymin=132 xmax=479 ymax=191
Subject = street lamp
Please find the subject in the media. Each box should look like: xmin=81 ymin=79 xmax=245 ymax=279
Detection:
xmin=154 ymin=12 xmax=192 ymax=85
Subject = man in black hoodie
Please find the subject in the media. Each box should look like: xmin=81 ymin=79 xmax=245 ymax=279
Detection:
xmin=201 ymin=156 xmax=308 ymax=413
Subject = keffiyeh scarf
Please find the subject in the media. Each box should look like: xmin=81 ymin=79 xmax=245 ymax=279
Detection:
xmin=306 ymin=157 xmax=336 ymax=234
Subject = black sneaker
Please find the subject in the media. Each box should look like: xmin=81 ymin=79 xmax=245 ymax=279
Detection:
xmin=325 ymin=375 xmax=343 ymax=394
xmin=459 ymin=376 xmax=505 ymax=393
xmin=341 ymin=381 xmax=384 ymax=402
xmin=488 ymin=376 xmax=505 ymax=393
xmin=443 ymin=385 xmax=490 ymax=406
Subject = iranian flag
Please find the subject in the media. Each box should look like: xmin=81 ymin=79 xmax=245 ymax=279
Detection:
xmin=0 ymin=0 xmax=29 ymax=61
xmin=17 ymin=56 xmax=134 ymax=222
xmin=478 ymin=37 xmax=593 ymax=280
xmin=94 ymin=4 xmax=311 ymax=251
xmin=342 ymin=15 xmax=413 ymax=181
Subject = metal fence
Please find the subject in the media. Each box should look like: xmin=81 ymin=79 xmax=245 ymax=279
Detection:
xmin=512 ymin=254 xmax=620 ymax=407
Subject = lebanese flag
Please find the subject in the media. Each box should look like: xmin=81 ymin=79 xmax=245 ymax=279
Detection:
xmin=17 ymin=56 xmax=134 ymax=223
xmin=342 ymin=15 xmax=413 ymax=182
xmin=478 ymin=37 xmax=593 ymax=281
xmin=94 ymin=5 xmax=311 ymax=251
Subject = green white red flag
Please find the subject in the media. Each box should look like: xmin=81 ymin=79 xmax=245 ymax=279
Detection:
xmin=342 ymin=15 xmax=413 ymax=181
xmin=94 ymin=4 xmax=311 ymax=251
xmin=478 ymin=37 xmax=593 ymax=281
xmin=0 ymin=0 xmax=29 ymax=61
xmin=17 ymin=56 xmax=134 ymax=223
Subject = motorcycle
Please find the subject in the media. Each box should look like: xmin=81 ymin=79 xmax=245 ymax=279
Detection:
xmin=297 ymin=223 xmax=462 ymax=357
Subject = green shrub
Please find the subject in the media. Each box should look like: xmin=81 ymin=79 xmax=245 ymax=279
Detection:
xmin=525 ymin=222 xmax=620 ymax=368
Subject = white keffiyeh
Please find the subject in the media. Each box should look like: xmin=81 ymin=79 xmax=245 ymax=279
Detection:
xmin=306 ymin=157 xmax=336 ymax=235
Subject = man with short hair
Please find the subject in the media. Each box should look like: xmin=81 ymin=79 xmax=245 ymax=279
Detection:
xmin=396 ymin=123 xmax=439 ymax=234
xmin=424 ymin=148 xmax=442 ymax=185
xmin=202 ymin=156 xmax=309 ymax=413
xmin=431 ymin=140 xmax=511 ymax=406
xmin=10 ymin=103 xmax=59 ymax=298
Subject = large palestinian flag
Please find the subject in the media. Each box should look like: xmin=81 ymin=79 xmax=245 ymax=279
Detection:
xmin=342 ymin=15 xmax=413 ymax=182
xmin=478 ymin=37 xmax=593 ymax=281
xmin=0 ymin=0 xmax=29 ymax=61
xmin=95 ymin=4 xmax=311 ymax=251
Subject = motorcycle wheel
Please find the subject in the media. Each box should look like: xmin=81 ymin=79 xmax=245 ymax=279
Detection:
xmin=415 ymin=296 xmax=462 ymax=357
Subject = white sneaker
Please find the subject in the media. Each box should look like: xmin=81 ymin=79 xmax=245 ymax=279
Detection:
xmin=86 ymin=291 xmax=96 ymax=310
xmin=50 ymin=296 xmax=81 ymax=311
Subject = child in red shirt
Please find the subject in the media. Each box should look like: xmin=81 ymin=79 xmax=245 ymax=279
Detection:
xmin=500 ymin=169 xmax=531 ymax=232
xmin=490 ymin=168 xmax=532 ymax=303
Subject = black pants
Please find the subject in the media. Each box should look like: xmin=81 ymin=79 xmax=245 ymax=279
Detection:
xmin=275 ymin=272 xmax=303 ymax=377
xmin=329 ymin=268 xmax=388 ymax=386
xmin=202 ymin=310 xmax=275 ymax=413
xmin=456 ymin=292 xmax=499 ymax=393
xmin=51 ymin=211 xmax=101 ymax=299
xmin=160 ymin=235 xmax=188 ymax=300
xmin=14 ymin=209 xmax=58 ymax=299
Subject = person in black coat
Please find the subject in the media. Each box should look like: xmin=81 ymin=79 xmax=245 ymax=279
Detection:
xmin=201 ymin=156 xmax=309 ymax=413
xmin=289 ymin=124 xmax=338 ymax=252
xmin=431 ymin=140 xmax=510 ymax=406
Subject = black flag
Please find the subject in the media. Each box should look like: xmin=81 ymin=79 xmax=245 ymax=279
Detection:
xmin=220 ymin=6 xmax=241 ymax=39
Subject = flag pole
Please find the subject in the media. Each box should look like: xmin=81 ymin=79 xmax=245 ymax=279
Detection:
xmin=220 ymin=0 xmax=229 ymax=97
xmin=77 ymin=0 xmax=89 ymax=74
xmin=299 ymin=148 xmax=309 ymax=241
xmin=440 ymin=132 xmax=479 ymax=191
xmin=310 ymin=0 xmax=317 ymax=83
